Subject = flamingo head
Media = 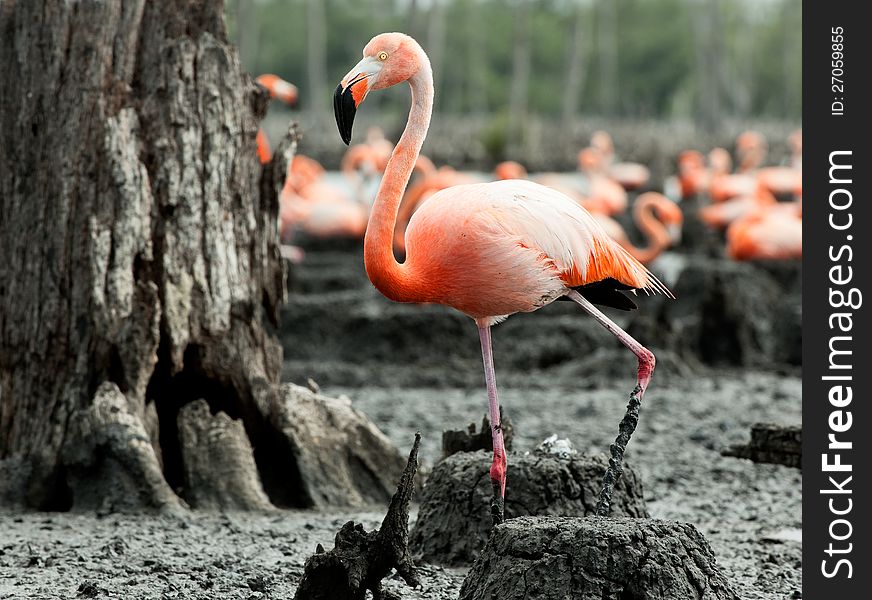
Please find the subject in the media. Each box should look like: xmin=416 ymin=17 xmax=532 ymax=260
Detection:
xmin=577 ymin=147 xmax=603 ymax=172
xmin=590 ymin=130 xmax=615 ymax=157
xmin=677 ymin=150 xmax=704 ymax=172
xmin=708 ymin=147 xmax=732 ymax=174
xmin=494 ymin=161 xmax=527 ymax=180
xmin=255 ymin=74 xmax=298 ymax=106
xmin=334 ymin=32 xmax=426 ymax=145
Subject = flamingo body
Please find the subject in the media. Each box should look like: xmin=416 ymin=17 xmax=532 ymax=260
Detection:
xmin=727 ymin=208 xmax=802 ymax=261
xmin=400 ymin=179 xmax=656 ymax=323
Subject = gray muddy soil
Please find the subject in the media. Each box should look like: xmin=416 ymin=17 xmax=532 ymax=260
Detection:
xmin=0 ymin=246 xmax=801 ymax=599
xmin=0 ymin=371 xmax=801 ymax=600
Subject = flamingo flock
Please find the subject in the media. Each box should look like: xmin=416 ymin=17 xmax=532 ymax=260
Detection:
xmin=683 ymin=129 xmax=802 ymax=260
xmin=259 ymin=70 xmax=799 ymax=269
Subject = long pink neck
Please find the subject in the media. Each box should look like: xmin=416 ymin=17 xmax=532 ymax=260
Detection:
xmin=630 ymin=197 xmax=671 ymax=264
xmin=364 ymin=58 xmax=433 ymax=303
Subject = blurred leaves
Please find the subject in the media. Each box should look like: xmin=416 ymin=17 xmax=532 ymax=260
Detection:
xmin=226 ymin=0 xmax=800 ymax=128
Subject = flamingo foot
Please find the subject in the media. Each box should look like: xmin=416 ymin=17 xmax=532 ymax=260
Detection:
xmin=489 ymin=448 xmax=507 ymax=525
xmin=595 ymin=384 xmax=643 ymax=517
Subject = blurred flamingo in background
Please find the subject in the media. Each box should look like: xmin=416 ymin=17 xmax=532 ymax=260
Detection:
xmin=672 ymin=150 xmax=710 ymax=199
xmin=734 ymin=130 xmax=767 ymax=173
xmin=577 ymin=147 xmax=629 ymax=215
xmin=256 ymin=74 xmax=299 ymax=105
xmin=698 ymin=184 xmax=778 ymax=229
xmin=756 ymin=130 xmax=802 ymax=198
xmin=594 ymin=193 xmax=684 ymax=264
xmin=726 ymin=202 xmax=802 ymax=261
xmin=280 ymin=155 xmax=368 ymax=242
xmin=341 ymin=126 xmax=395 ymax=179
xmin=334 ymin=32 xmax=671 ymax=522
xmin=254 ymin=74 xmax=299 ymax=164
xmin=708 ymin=147 xmax=757 ymax=202
xmin=590 ymin=130 xmax=651 ymax=191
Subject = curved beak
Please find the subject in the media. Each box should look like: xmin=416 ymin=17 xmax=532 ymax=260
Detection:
xmin=334 ymin=57 xmax=382 ymax=145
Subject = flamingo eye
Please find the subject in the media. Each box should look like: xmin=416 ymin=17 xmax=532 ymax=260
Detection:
xmin=377 ymin=51 xmax=388 ymax=61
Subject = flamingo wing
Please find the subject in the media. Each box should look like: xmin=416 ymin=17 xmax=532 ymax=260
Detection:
xmin=406 ymin=180 xmax=671 ymax=316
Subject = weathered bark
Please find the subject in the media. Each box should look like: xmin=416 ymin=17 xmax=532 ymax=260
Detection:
xmin=441 ymin=408 xmax=514 ymax=459
xmin=0 ymin=0 xmax=287 ymax=510
xmin=459 ymin=517 xmax=739 ymax=600
xmin=267 ymin=383 xmax=409 ymax=509
xmin=722 ymin=423 xmax=801 ymax=469
xmin=177 ymin=399 xmax=273 ymax=510
xmin=410 ymin=451 xmax=648 ymax=565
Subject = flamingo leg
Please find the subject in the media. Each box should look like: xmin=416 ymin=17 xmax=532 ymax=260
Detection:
xmin=477 ymin=322 xmax=507 ymax=525
xmin=566 ymin=289 xmax=656 ymax=516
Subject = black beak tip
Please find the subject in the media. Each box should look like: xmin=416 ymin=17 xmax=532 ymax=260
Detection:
xmin=333 ymin=83 xmax=356 ymax=146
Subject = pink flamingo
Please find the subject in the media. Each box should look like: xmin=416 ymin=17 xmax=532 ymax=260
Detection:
xmin=595 ymin=193 xmax=684 ymax=264
xmin=590 ymin=130 xmax=651 ymax=191
xmin=735 ymin=130 xmax=767 ymax=173
xmin=334 ymin=33 xmax=671 ymax=522
xmin=254 ymin=74 xmax=299 ymax=164
xmin=726 ymin=203 xmax=802 ymax=261
xmin=698 ymin=184 xmax=777 ymax=229
xmin=675 ymin=150 xmax=709 ymax=198
xmin=493 ymin=160 xmax=597 ymax=212
xmin=279 ymin=155 xmax=368 ymax=241
xmin=577 ymin=147 xmax=629 ymax=215
xmin=708 ymin=147 xmax=757 ymax=203
xmin=393 ymin=165 xmax=472 ymax=254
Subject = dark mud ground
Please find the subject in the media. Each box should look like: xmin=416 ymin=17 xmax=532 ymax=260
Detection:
xmin=0 ymin=246 xmax=801 ymax=600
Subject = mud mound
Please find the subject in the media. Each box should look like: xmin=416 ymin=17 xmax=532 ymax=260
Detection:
xmin=410 ymin=451 xmax=647 ymax=565
xmin=629 ymin=258 xmax=800 ymax=367
xmin=459 ymin=516 xmax=739 ymax=600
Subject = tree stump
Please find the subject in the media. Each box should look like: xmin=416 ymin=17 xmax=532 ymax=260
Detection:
xmin=410 ymin=451 xmax=648 ymax=565
xmin=722 ymin=423 xmax=801 ymax=469
xmin=459 ymin=517 xmax=739 ymax=600
xmin=265 ymin=384 xmax=409 ymax=508
xmin=62 ymin=382 xmax=184 ymax=514
xmin=177 ymin=400 xmax=273 ymax=510
xmin=0 ymin=0 xmax=293 ymax=510
xmin=294 ymin=434 xmax=421 ymax=600
xmin=441 ymin=408 xmax=514 ymax=459
xmin=628 ymin=258 xmax=798 ymax=368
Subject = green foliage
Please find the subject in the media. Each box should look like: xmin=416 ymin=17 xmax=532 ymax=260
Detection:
xmin=225 ymin=0 xmax=801 ymax=123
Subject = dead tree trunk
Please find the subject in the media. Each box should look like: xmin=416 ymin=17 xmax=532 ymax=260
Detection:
xmin=0 ymin=0 xmax=289 ymax=511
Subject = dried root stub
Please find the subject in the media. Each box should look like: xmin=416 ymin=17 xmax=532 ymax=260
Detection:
xmin=441 ymin=407 xmax=514 ymax=459
xmin=721 ymin=423 xmax=801 ymax=469
xmin=410 ymin=451 xmax=648 ymax=565
xmin=459 ymin=516 xmax=740 ymax=600
xmin=293 ymin=434 xmax=421 ymax=600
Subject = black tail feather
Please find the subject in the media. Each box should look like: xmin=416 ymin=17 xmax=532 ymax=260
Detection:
xmin=558 ymin=278 xmax=638 ymax=311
